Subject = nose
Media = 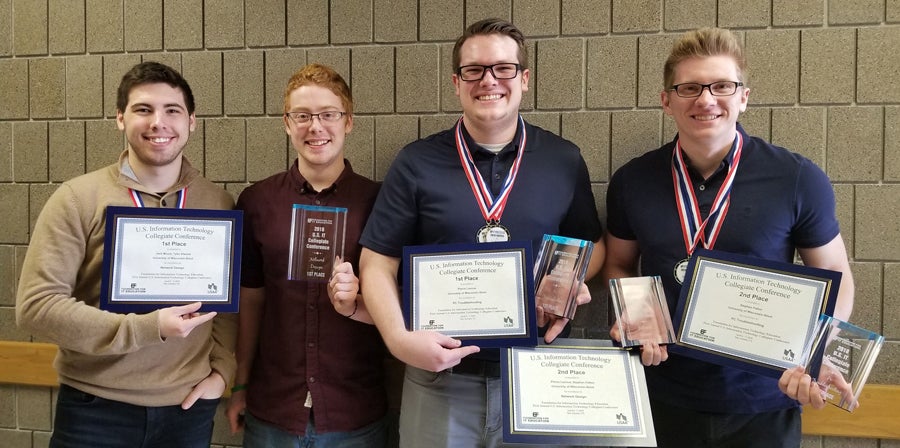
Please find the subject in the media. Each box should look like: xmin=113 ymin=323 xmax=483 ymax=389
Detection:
xmin=307 ymin=115 xmax=325 ymax=130
xmin=479 ymin=68 xmax=499 ymax=85
xmin=150 ymin=111 xmax=165 ymax=128
xmin=695 ymin=86 xmax=717 ymax=104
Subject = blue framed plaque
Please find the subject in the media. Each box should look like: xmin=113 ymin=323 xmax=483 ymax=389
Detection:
xmin=501 ymin=339 xmax=656 ymax=446
xmin=672 ymin=248 xmax=841 ymax=378
xmin=100 ymin=206 xmax=243 ymax=313
xmin=401 ymin=241 xmax=538 ymax=348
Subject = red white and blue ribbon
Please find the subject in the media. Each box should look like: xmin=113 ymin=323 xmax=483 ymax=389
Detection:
xmin=671 ymin=133 xmax=742 ymax=255
xmin=129 ymin=187 xmax=187 ymax=208
xmin=454 ymin=115 xmax=526 ymax=224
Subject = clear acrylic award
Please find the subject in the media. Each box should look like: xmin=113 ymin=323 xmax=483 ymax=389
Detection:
xmin=803 ymin=315 xmax=884 ymax=412
xmin=533 ymin=235 xmax=593 ymax=319
xmin=287 ymin=204 xmax=347 ymax=282
xmin=609 ymin=276 xmax=676 ymax=347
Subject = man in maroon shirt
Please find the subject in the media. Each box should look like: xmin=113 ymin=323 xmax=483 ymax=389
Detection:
xmin=225 ymin=63 xmax=388 ymax=447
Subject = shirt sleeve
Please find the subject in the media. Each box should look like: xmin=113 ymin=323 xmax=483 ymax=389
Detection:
xmin=16 ymin=184 xmax=163 ymax=355
xmin=359 ymin=147 xmax=420 ymax=258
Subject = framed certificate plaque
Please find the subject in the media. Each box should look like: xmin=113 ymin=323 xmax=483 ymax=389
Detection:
xmin=100 ymin=206 xmax=243 ymax=313
xmin=672 ymin=248 xmax=841 ymax=378
xmin=402 ymin=241 xmax=538 ymax=348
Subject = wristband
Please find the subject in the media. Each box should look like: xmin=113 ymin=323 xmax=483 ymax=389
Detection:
xmin=344 ymin=300 xmax=359 ymax=319
xmin=231 ymin=383 xmax=247 ymax=393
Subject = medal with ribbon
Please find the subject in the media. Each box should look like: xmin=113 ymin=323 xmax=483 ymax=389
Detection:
xmin=455 ymin=116 xmax=526 ymax=243
xmin=671 ymin=133 xmax=743 ymax=283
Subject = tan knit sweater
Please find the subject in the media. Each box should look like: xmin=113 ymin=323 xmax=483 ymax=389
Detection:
xmin=16 ymin=151 xmax=237 ymax=406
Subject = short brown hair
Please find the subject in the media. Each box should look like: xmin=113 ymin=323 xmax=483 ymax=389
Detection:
xmin=117 ymin=62 xmax=195 ymax=114
xmin=663 ymin=27 xmax=747 ymax=89
xmin=452 ymin=18 xmax=528 ymax=71
xmin=283 ymin=63 xmax=353 ymax=115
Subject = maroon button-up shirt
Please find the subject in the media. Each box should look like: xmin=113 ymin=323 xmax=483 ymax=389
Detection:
xmin=237 ymin=160 xmax=386 ymax=435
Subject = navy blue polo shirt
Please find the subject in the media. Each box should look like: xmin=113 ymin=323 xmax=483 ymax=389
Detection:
xmin=361 ymin=118 xmax=602 ymax=257
xmin=607 ymin=123 xmax=840 ymax=413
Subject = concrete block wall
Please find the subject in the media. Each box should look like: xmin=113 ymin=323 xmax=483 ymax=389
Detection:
xmin=1 ymin=1 xmax=899 ymax=446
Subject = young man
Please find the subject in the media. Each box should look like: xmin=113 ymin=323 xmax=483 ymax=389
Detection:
xmin=224 ymin=63 xmax=388 ymax=447
xmin=16 ymin=62 xmax=236 ymax=447
xmin=359 ymin=18 xmax=604 ymax=447
xmin=602 ymin=27 xmax=854 ymax=447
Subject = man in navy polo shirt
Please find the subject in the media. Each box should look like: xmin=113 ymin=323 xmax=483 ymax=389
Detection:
xmin=359 ymin=18 xmax=604 ymax=447
xmin=602 ymin=27 xmax=854 ymax=447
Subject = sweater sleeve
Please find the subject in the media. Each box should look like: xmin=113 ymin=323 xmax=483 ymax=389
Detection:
xmin=16 ymin=183 xmax=163 ymax=355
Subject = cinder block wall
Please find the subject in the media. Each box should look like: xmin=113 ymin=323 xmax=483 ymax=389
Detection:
xmin=1 ymin=1 xmax=899 ymax=447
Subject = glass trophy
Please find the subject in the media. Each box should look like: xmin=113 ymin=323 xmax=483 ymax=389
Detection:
xmin=803 ymin=315 xmax=884 ymax=412
xmin=533 ymin=235 xmax=593 ymax=319
xmin=287 ymin=204 xmax=347 ymax=282
xmin=609 ymin=276 xmax=676 ymax=347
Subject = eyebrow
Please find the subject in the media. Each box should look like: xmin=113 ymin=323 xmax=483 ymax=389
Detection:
xmin=130 ymin=102 xmax=186 ymax=110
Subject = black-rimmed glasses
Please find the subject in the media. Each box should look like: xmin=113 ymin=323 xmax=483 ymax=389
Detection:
xmin=669 ymin=81 xmax=744 ymax=98
xmin=284 ymin=111 xmax=346 ymax=125
xmin=456 ymin=63 xmax=522 ymax=81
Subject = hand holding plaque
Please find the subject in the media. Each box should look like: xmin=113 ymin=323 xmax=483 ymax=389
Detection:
xmin=288 ymin=204 xmax=347 ymax=282
xmin=533 ymin=235 xmax=593 ymax=319
xmin=803 ymin=315 xmax=883 ymax=412
xmin=609 ymin=276 xmax=676 ymax=347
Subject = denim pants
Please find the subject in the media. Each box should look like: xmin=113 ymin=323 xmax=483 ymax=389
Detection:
xmin=50 ymin=383 xmax=219 ymax=448
xmin=243 ymin=411 xmax=389 ymax=448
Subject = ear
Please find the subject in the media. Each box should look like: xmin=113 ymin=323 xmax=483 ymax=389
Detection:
xmin=452 ymin=73 xmax=461 ymax=97
xmin=283 ymin=114 xmax=291 ymax=135
xmin=344 ymin=114 xmax=354 ymax=134
xmin=738 ymin=86 xmax=750 ymax=113
xmin=660 ymin=90 xmax=673 ymax=116
xmin=188 ymin=113 xmax=196 ymax=132
xmin=520 ymin=68 xmax=530 ymax=92
xmin=116 ymin=110 xmax=125 ymax=131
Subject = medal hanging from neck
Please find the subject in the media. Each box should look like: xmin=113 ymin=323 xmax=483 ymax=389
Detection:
xmin=129 ymin=188 xmax=187 ymax=208
xmin=455 ymin=116 xmax=526 ymax=243
xmin=671 ymin=133 xmax=743 ymax=283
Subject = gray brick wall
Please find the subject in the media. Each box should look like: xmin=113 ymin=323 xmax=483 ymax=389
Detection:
xmin=2 ymin=1 xmax=898 ymax=447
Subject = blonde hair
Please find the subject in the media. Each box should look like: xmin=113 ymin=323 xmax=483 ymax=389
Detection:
xmin=283 ymin=63 xmax=353 ymax=115
xmin=663 ymin=27 xmax=747 ymax=89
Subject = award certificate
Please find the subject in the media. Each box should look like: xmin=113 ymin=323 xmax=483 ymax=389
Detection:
xmin=402 ymin=241 xmax=538 ymax=348
xmin=501 ymin=339 xmax=656 ymax=446
xmin=100 ymin=206 xmax=243 ymax=313
xmin=672 ymin=248 xmax=841 ymax=377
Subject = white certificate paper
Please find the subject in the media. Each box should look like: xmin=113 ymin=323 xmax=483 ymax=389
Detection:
xmin=502 ymin=340 xmax=656 ymax=446
xmin=112 ymin=218 xmax=231 ymax=302
xmin=412 ymin=251 xmax=525 ymax=337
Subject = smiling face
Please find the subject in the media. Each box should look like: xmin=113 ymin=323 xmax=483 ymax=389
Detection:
xmin=284 ymin=84 xmax=352 ymax=172
xmin=661 ymin=55 xmax=749 ymax=154
xmin=453 ymin=33 xmax=529 ymax=142
xmin=116 ymin=82 xmax=196 ymax=170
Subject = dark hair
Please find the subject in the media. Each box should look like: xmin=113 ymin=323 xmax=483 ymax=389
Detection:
xmin=452 ymin=18 xmax=528 ymax=71
xmin=116 ymin=62 xmax=195 ymax=114
xmin=283 ymin=63 xmax=353 ymax=115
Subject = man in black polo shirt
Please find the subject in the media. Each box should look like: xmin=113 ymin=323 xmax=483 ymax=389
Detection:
xmin=359 ymin=18 xmax=604 ymax=447
xmin=602 ymin=27 xmax=854 ymax=447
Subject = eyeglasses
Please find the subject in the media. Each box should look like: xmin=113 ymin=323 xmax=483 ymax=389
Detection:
xmin=456 ymin=63 xmax=522 ymax=81
xmin=284 ymin=111 xmax=346 ymax=125
xmin=669 ymin=81 xmax=744 ymax=98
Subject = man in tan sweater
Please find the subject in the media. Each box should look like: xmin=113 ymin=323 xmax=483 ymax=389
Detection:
xmin=16 ymin=62 xmax=237 ymax=448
